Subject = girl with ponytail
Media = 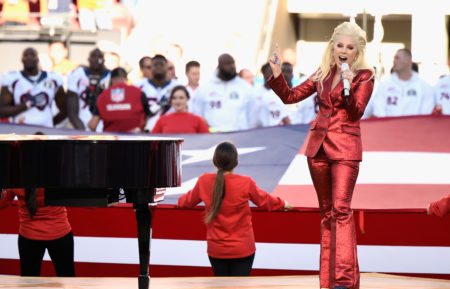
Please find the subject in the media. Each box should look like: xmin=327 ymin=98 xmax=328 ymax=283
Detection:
xmin=178 ymin=141 xmax=290 ymax=276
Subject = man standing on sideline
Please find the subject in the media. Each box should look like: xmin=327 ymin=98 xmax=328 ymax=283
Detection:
xmin=192 ymin=53 xmax=257 ymax=132
xmin=0 ymin=47 xmax=66 ymax=127
xmin=66 ymin=48 xmax=111 ymax=130
xmin=185 ymin=60 xmax=200 ymax=111
xmin=432 ymin=72 xmax=450 ymax=115
xmin=166 ymin=59 xmax=177 ymax=80
xmin=140 ymin=54 xmax=179 ymax=132
xmin=48 ymin=41 xmax=78 ymax=128
xmin=134 ymin=56 xmax=152 ymax=88
xmin=371 ymin=49 xmax=435 ymax=117
xmin=238 ymin=68 xmax=255 ymax=86
xmin=88 ymin=67 xmax=150 ymax=133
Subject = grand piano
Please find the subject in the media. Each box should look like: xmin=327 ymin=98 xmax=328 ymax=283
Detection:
xmin=0 ymin=134 xmax=183 ymax=289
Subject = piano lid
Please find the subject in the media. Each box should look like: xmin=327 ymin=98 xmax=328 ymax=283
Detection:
xmin=0 ymin=134 xmax=183 ymax=189
xmin=0 ymin=134 xmax=183 ymax=142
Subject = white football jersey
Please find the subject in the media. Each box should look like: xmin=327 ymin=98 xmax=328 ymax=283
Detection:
xmin=362 ymin=81 xmax=379 ymax=119
xmin=185 ymin=84 xmax=198 ymax=113
xmin=258 ymin=89 xmax=290 ymax=127
xmin=133 ymin=77 xmax=148 ymax=90
xmin=138 ymin=78 xmax=180 ymax=131
xmin=433 ymin=75 xmax=450 ymax=115
xmin=252 ymin=85 xmax=269 ymax=128
xmin=2 ymin=70 xmax=63 ymax=127
xmin=67 ymin=66 xmax=110 ymax=130
xmin=372 ymin=72 xmax=435 ymax=117
xmin=192 ymin=74 xmax=257 ymax=132
xmin=289 ymin=76 xmax=318 ymax=124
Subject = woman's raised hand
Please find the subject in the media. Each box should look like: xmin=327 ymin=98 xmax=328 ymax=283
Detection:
xmin=269 ymin=43 xmax=282 ymax=78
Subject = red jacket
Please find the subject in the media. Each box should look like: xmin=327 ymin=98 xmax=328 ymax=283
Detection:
xmin=178 ymin=173 xmax=285 ymax=259
xmin=96 ymin=82 xmax=148 ymax=133
xmin=429 ymin=194 xmax=450 ymax=217
xmin=269 ymin=66 xmax=374 ymax=161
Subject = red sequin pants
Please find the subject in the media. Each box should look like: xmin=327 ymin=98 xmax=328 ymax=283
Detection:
xmin=307 ymin=148 xmax=360 ymax=289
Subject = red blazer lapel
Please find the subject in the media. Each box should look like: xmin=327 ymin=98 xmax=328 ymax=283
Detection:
xmin=320 ymin=66 xmax=336 ymax=107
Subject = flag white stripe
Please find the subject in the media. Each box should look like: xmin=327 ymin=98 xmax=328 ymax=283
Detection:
xmin=279 ymin=152 xmax=450 ymax=185
xmin=1 ymin=234 xmax=448 ymax=274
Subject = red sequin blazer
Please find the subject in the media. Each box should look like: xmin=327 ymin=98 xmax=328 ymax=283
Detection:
xmin=268 ymin=66 xmax=374 ymax=161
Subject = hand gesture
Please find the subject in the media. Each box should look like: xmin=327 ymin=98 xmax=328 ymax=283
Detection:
xmin=32 ymin=93 xmax=47 ymax=107
xmin=269 ymin=43 xmax=282 ymax=78
xmin=23 ymin=92 xmax=47 ymax=109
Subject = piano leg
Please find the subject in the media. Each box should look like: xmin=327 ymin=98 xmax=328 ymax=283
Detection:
xmin=134 ymin=203 xmax=152 ymax=289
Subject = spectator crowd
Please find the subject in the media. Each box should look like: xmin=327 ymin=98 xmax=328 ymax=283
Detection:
xmin=0 ymin=7 xmax=449 ymax=134
xmin=0 ymin=0 xmax=134 ymax=35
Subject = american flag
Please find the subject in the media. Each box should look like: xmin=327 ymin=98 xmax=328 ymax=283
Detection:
xmin=0 ymin=117 xmax=449 ymax=278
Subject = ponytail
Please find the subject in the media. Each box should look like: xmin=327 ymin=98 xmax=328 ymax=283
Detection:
xmin=204 ymin=168 xmax=226 ymax=223
xmin=25 ymin=188 xmax=37 ymax=218
xmin=204 ymin=141 xmax=238 ymax=223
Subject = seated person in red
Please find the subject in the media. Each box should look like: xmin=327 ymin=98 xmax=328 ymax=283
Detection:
xmin=151 ymin=85 xmax=210 ymax=134
xmin=0 ymin=188 xmax=75 ymax=276
xmin=427 ymin=194 xmax=450 ymax=217
xmin=88 ymin=67 xmax=150 ymax=133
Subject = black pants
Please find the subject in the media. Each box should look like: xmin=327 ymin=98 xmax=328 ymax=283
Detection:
xmin=18 ymin=231 xmax=75 ymax=277
xmin=208 ymin=253 xmax=255 ymax=276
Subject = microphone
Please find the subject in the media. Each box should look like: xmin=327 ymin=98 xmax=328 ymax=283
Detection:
xmin=341 ymin=62 xmax=350 ymax=96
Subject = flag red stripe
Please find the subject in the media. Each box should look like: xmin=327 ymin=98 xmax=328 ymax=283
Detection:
xmin=300 ymin=116 xmax=450 ymax=154
xmin=273 ymin=184 xmax=450 ymax=210
xmin=1 ymin=204 xmax=449 ymax=246
xmin=361 ymin=115 xmax=450 ymax=152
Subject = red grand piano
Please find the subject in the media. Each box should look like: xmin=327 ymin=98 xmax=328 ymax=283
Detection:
xmin=0 ymin=134 xmax=183 ymax=289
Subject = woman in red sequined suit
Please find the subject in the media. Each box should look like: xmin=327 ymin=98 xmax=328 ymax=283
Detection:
xmin=268 ymin=22 xmax=375 ymax=289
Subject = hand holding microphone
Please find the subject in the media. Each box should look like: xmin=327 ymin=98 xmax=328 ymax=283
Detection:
xmin=341 ymin=63 xmax=354 ymax=96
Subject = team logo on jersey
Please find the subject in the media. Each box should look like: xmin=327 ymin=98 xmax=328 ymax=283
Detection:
xmin=406 ymin=89 xmax=417 ymax=97
xmin=111 ymin=88 xmax=125 ymax=102
xmin=229 ymin=91 xmax=239 ymax=100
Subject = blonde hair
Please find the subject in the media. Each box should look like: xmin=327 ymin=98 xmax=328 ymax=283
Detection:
xmin=313 ymin=22 xmax=374 ymax=86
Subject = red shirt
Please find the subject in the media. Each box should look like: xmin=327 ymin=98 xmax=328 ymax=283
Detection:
xmin=0 ymin=189 xmax=71 ymax=240
xmin=178 ymin=173 xmax=285 ymax=258
xmin=152 ymin=112 xmax=210 ymax=134
xmin=96 ymin=82 xmax=149 ymax=133
xmin=429 ymin=194 xmax=450 ymax=217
